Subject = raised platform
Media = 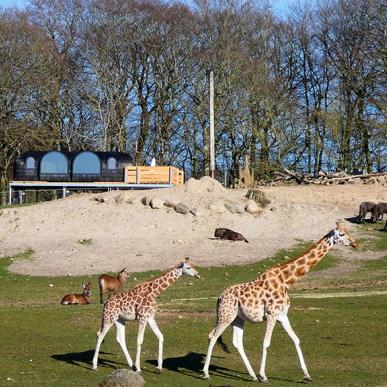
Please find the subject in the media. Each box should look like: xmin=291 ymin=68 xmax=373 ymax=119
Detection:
xmin=8 ymin=180 xmax=175 ymax=205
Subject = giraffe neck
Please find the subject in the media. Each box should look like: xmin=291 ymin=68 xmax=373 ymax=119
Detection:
xmin=146 ymin=266 xmax=182 ymax=297
xmin=276 ymin=234 xmax=334 ymax=288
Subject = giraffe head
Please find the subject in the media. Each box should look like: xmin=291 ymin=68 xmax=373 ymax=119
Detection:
xmin=178 ymin=257 xmax=201 ymax=278
xmin=329 ymin=222 xmax=357 ymax=248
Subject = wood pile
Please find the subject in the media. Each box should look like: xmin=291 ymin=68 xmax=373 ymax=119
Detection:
xmin=258 ymin=169 xmax=387 ymax=186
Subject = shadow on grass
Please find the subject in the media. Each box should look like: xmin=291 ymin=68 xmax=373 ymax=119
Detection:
xmin=51 ymin=349 xmax=122 ymax=370
xmin=146 ymin=352 xmax=251 ymax=382
xmin=344 ymin=216 xmax=361 ymax=224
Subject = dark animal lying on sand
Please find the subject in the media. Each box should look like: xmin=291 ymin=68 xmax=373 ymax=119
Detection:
xmin=214 ymin=228 xmax=249 ymax=243
xmin=358 ymin=201 xmax=376 ymax=223
xmin=374 ymin=202 xmax=387 ymax=221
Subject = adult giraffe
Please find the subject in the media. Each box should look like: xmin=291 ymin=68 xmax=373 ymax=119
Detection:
xmin=92 ymin=258 xmax=200 ymax=372
xmin=203 ymin=222 xmax=357 ymax=382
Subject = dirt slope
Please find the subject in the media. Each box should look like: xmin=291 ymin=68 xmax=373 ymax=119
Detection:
xmin=0 ymin=177 xmax=385 ymax=276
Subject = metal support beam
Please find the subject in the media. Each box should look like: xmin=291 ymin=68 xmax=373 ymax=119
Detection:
xmin=8 ymin=185 xmax=12 ymax=205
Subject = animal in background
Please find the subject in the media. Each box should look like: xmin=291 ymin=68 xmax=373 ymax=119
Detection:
xmin=358 ymin=201 xmax=376 ymax=223
xmin=203 ymin=222 xmax=356 ymax=382
xmin=374 ymin=202 xmax=387 ymax=222
xmin=61 ymin=282 xmax=91 ymax=305
xmin=92 ymin=258 xmax=200 ymax=373
xmin=98 ymin=268 xmax=128 ymax=304
xmin=214 ymin=228 xmax=249 ymax=243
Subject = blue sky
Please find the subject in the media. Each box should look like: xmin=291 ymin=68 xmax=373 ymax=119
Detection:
xmin=0 ymin=0 xmax=304 ymax=16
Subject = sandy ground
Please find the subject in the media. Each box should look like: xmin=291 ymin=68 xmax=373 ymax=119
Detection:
xmin=0 ymin=177 xmax=385 ymax=277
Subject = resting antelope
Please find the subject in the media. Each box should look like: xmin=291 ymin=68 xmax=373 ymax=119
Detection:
xmin=61 ymin=282 xmax=91 ymax=305
xmin=98 ymin=268 xmax=128 ymax=304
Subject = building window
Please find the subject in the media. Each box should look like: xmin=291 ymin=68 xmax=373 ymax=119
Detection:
xmin=107 ymin=157 xmax=117 ymax=170
xmin=73 ymin=151 xmax=101 ymax=174
xmin=26 ymin=157 xmax=35 ymax=169
xmin=40 ymin=151 xmax=68 ymax=174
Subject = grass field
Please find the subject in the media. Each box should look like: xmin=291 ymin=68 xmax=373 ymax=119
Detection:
xmin=0 ymin=223 xmax=386 ymax=386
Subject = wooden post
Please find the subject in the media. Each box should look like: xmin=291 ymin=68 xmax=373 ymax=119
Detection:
xmin=209 ymin=70 xmax=215 ymax=178
xmin=8 ymin=185 xmax=12 ymax=205
xmin=136 ymin=167 xmax=140 ymax=184
xmin=168 ymin=167 xmax=173 ymax=184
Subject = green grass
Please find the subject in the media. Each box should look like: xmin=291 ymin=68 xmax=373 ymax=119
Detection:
xmin=0 ymin=225 xmax=386 ymax=386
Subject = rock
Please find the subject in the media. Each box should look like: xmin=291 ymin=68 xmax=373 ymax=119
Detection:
xmin=245 ymin=189 xmax=270 ymax=208
xmin=141 ymin=196 xmax=151 ymax=206
xmin=150 ymin=197 xmax=164 ymax=209
xmin=209 ymin=200 xmax=226 ymax=214
xmin=99 ymin=369 xmax=145 ymax=387
xmin=164 ymin=200 xmax=176 ymax=208
xmin=225 ymin=202 xmax=244 ymax=214
xmin=190 ymin=207 xmax=201 ymax=217
xmin=245 ymin=200 xmax=260 ymax=214
xmin=174 ymin=202 xmax=190 ymax=214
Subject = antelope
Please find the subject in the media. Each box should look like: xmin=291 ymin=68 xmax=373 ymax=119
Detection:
xmin=98 ymin=268 xmax=128 ymax=304
xmin=61 ymin=282 xmax=91 ymax=305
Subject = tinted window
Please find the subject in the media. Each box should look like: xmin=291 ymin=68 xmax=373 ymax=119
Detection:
xmin=73 ymin=152 xmax=101 ymax=174
xmin=26 ymin=157 xmax=35 ymax=169
xmin=107 ymin=157 xmax=117 ymax=170
xmin=40 ymin=152 xmax=68 ymax=174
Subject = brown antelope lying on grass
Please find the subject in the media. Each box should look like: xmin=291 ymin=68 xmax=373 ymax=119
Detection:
xmin=98 ymin=268 xmax=128 ymax=304
xmin=61 ymin=283 xmax=91 ymax=305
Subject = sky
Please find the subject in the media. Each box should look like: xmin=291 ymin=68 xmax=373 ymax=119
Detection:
xmin=0 ymin=0 xmax=304 ymax=17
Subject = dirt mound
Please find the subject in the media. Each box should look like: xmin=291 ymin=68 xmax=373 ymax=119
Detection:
xmin=0 ymin=180 xmax=385 ymax=276
xmin=185 ymin=176 xmax=225 ymax=195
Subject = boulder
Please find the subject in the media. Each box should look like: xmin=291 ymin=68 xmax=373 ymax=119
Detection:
xmin=164 ymin=200 xmax=176 ymax=208
xmin=174 ymin=202 xmax=190 ymax=214
xmin=99 ymin=369 xmax=145 ymax=387
xmin=245 ymin=200 xmax=260 ymax=214
xmin=150 ymin=197 xmax=164 ymax=209
xmin=225 ymin=202 xmax=245 ymax=214
xmin=190 ymin=207 xmax=201 ymax=217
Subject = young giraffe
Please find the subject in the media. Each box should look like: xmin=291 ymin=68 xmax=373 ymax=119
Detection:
xmin=92 ymin=257 xmax=200 ymax=372
xmin=203 ymin=222 xmax=356 ymax=382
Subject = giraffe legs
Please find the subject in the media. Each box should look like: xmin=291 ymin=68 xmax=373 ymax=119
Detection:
xmin=232 ymin=317 xmax=257 ymax=380
xmin=134 ymin=318 xmax=147 ymax=372
xmin=202 ymin=323 xmax=230 ymax=379
xmin=277 ymin=313 xmax=311 ymax=381
xmin=258 ymin=316 xmax=277 ymax=382
xmin=92 ymin=322 xmax=114 ymax=370
xmin=148 ymin=316 xmax=164 ymax=371
xmin=115 ymin=319 xmax=133 ymax=368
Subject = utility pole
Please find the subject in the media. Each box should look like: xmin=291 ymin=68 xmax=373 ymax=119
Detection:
xmin=209 ymin=70 xmax=215 ymax=178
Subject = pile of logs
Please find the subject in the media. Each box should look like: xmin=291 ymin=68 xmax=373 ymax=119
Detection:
xmin=259 ymin=169 xmax=387 ymax=186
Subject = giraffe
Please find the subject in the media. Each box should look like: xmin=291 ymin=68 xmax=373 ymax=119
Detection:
xmin=92 ymin=257 xmax=200 ymax=372
xmin=203 ymin=222 xmax=357 ymax=382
